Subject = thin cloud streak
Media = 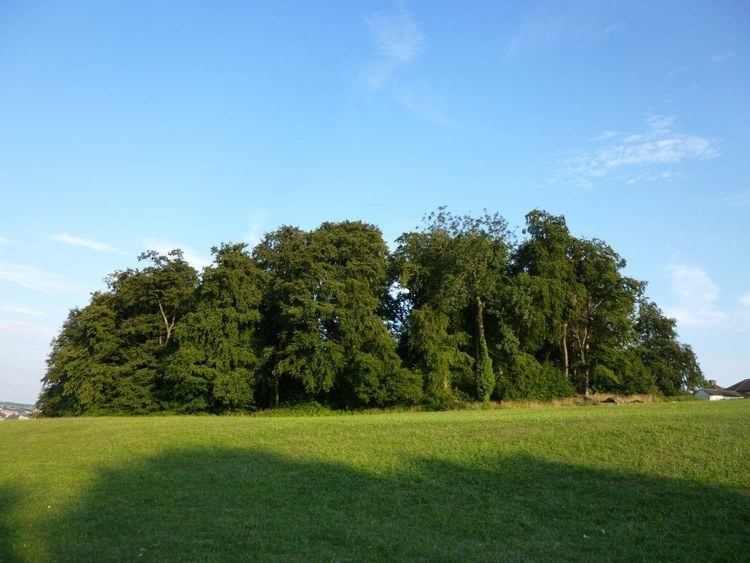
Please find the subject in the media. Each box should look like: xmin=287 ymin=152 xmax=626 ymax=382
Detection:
xmin=502 ymin=1 xmax=620 ymax=60
xmin=551 ymin=115 xmax=719 ymax=189
xmin=0 ymin=319 xmax=56 ymax=337
xmin=51 ymin=232 xmax=119 ymax=253
xmin=359 ymin=4 xmax=452 ymax=127
xmin=666 ymin=65 xmax=691 ymax=79
xmin=391 ymin=86 xmax=453 ymax=128
xmin=361 ymin=5 xmax=425 ymax=90
xmin=0 ymin=301 xmax=47 ymax=317
xmin=664 ymin=264 xmax=728 ymax=329
xmin=0 ymin=261 xmax=82 ymax=294
xmin=710 ymin=49 xmax=736 ymax=63
xmin=244 ymin=210 xmax=269 ymax=248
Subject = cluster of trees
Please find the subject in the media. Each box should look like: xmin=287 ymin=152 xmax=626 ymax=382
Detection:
xmin=38 ymin=209 xmax=704 ymax=416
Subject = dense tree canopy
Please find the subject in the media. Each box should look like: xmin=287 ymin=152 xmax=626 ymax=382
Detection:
xmin=164 ymin=243 xmax=265 ymax=412
xmin=38 ymin=210 xmax=705 ymax=416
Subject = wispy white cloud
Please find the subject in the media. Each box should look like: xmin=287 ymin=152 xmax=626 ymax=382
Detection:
xmin=503 ymin=2 xmax=620 ymax=60
xmin=51 ymin=232 xmax=119 ymax=253
xmin=590 ymin=130 xmax=619 ymax=141
xmin=361 ymin=4 xmax=425 ymax=90
xmin=0 ymin=319 xmax=55 ymax=337
xmin=0 ymin=261 xmax=81 ymax=294
xmin=0 ymin=301 xmax=47 ymax=317
xmin=0 ymin=236 xmax=10 ymax=245
xmin=666 ymin=65 xmax=691 ymax=79
xmin=359 ymin=4 xmax=451 ymax=126
xmin=741 ymin=292 xmax=750 ymax=308
xmin=244 ymin=210 xmax=269 ymax=248
xmin=710 ymin=49 xmax=736 ymax=63
xmin=664 ymin=264 xmax=728 ymax=329
xmin=142 ymin=238 xmax=212 ymax=271
xmin=392 ymin=86 xmax=453 ymax=128
xmin=551 ymin=115 xmax=719 ymax=189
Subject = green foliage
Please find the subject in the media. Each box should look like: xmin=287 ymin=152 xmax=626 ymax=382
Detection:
xmin=512 ymin=211 xmax=647 ymax=395
xmin=110 ymin=250 xmax=198 ymax=412
xmin=402 ymin=307 xmax=472 ymax=409
xmin=512 ymin=211 xmax=574 ymax=359
xmin=476 ymin=338 xmax=494 ymax=402
xmin=498 ymin=354 xmax=574 ymax=401
xmin=165 ymin=244 xmax=264 ymax=412
xmin=590 ymin=348 xmax=653 ymax=395
xmin=256 ymin=221 xmax=416 ymax=407
xmin=38 ymin=209 xmax=704 ymax=415
xmin=39 ymin=251 xmax=198 ymax=415
xmin=38 ymin=294 xmax=122 ymax=416
xmin=635 ymin=300 xmax=706 ymax=394
xmin=376 ymin=364 xmax=424 ymax=406
xmin=393 ymin=208 xmax=511 ymax=402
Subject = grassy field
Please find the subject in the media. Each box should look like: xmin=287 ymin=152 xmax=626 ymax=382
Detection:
xmin=1 ymin=401 xmax=748 ymax=561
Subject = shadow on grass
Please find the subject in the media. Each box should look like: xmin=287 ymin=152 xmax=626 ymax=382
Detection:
xmin=28 ymin=449 xmax=750 ymax=561
xmin=0 ymin=487 xmax=22 ymax=563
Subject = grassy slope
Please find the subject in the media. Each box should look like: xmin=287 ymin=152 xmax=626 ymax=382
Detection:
xmin=1 ymin=401 xmax=748 ymax=561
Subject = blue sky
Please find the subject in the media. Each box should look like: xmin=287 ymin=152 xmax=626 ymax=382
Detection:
xmin=1 ymin=0 xmax=748 ymax=403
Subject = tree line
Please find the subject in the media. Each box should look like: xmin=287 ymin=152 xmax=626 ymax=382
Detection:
xmin=38 ymin=209 xmax=704 ymax=415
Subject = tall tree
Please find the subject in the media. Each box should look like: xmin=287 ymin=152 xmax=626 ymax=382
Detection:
xmin=514 ymin=211 xmax=644 ymax=394
xmin=38 ymin=292 xmax=121 ymax=416
xmin=254 ymin=225 xmax=329 ymax=405
xmin=394 ymin=209 xmax=511 ymax=402
xmin=105 ymin=249 xmax=198 ymax=411
xmin=400 ymin=306 xmax=472 ymax=408
xmin=256 ymin=221 xmax=420 ymax=407
xmin=513 ymin=210 xmax=576 ymax=378
xmin=635 ymin=299 xmax=705 ymax=394
xmin=37 ymin=208 xmax=707 ymax=415
xmin=566 ymin=238 xmax=644 ymax=394
xmin=165 ymin=244 xmax=266 ymax=412
xmin=40 ymin=250 xmax=198 ymax=415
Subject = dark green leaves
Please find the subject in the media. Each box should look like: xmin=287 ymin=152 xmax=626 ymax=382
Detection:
xmin=38 ymin=209 xmax=703 ymax=416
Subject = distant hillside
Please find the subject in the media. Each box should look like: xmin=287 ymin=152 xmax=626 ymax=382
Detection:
xmin=0 ymin=402 xmax=35 ymax=412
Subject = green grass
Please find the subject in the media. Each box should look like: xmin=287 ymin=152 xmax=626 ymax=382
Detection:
xmin=1 ymin=401 xmax=748 ymax=561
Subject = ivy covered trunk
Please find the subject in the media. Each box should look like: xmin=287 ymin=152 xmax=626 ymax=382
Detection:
xmin=475 ymin=296 xmax=494 ymax=402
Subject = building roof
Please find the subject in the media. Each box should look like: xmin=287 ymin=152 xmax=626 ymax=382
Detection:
xmin=725 ymin=379 xmax=750 ymax=393
xmin=696 ymin=388 xmax=744 ymax=398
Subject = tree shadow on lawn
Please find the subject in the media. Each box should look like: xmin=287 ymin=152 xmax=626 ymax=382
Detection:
xmin=0 ymin=486 xmax=23 ymax=563
xmin=28 ymin=449 xmax=750 ymax=561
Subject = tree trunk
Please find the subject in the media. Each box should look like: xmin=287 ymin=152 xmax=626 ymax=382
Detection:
xmin=562 ymin=322 xmax=569 ymax=379
xmin=274 ymin=373 xmax=280 ymax=407
xmin=157 ymin=300 xmax=175 ymax=347
xmin=580 ymin=341 xmax=590 ymax=396
xmin=475 ymin=295 xmax=485 ymax=367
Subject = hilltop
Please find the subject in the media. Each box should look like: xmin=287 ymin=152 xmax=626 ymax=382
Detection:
xmin=1 ymin=401 xmax=747 ymax=560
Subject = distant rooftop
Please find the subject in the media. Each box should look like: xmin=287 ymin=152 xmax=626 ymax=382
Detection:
xmin=725 ymin=379 xmax=750 ymax=394
xmin=697 ymin=388 xmax=743 ymax=398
